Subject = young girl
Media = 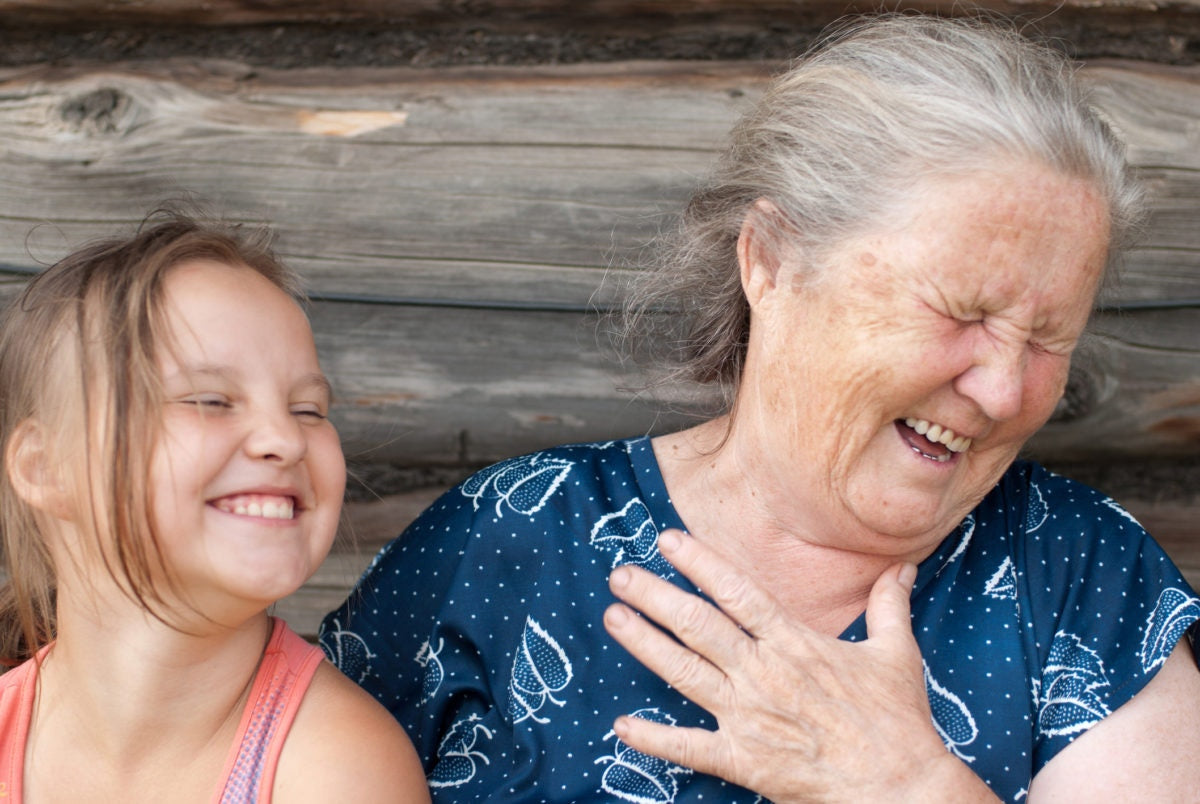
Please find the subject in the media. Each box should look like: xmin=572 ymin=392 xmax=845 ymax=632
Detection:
xmin=0 ymin=212 xmax=430 ymax=802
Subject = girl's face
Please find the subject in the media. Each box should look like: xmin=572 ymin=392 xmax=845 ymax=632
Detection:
xmin=149 ymin=259 xmax=345 ymax=625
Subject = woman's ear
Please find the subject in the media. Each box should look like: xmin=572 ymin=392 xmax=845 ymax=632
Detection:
xmin=6 ymin=420 xmax=72 ymax=521
xmin=738 ymin=199 xmax=787 ymax=308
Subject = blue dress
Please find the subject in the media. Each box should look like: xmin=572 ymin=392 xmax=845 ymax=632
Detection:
xmin=320 ymin=437 xmax=1200 ymax=803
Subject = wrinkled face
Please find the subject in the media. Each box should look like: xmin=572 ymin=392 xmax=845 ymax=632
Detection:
xmin=150 ymin=259 xmax=345 ymax=624
xmin=741 ymin=163 xmax=1110 ymax=558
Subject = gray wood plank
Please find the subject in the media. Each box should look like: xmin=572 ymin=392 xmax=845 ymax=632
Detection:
xmin=0 ymin=60 xmax=1196 ymax=465
xmin=3 ymin=0 xmax=1200 ymax=26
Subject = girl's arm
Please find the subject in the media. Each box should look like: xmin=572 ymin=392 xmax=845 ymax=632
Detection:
xmin=275 ymin=662 xmax=431 ymax=802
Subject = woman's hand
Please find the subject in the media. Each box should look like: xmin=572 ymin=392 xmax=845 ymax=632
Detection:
xmin=603 ymin=529 xmax=998 ymax=803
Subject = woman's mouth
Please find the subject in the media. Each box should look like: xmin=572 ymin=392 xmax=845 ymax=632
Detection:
xmin=896 ymin=418 xmax=972 ymax=463
xmin=212 ymin=493 xmax=297 ymax=520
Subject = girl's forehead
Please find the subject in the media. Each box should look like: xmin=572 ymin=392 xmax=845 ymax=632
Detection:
xmin=162 ymin=259 xmax=302 ymax=328
xmin=158 ymin=259 xmax=319 ymax=374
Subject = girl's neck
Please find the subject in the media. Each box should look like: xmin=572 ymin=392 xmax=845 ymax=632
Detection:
xmin=27 ymin=601 xmax=272 ymax=793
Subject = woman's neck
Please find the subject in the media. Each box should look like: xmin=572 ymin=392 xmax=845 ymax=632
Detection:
xmin=653 ymin=417 xmax=912 ymax=636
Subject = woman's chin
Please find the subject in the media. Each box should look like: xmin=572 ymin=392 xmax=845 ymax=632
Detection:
xmin=841 ymin=481 xmax=971 ymax=554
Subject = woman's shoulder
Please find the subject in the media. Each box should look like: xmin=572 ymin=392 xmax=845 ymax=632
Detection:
xmin=387 ymin=436 xmax=653 ymax=550
xmin=456 ymin=437 xmax=650 ymax=509
xmin=978 ymin=460 xmax=1150 ymax=545
xmin=273 ymin=660 xmax=430 ymax=803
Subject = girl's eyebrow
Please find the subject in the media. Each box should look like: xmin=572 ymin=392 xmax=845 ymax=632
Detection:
xmin=300 ymin=373 xmax=334 ymax=401
xmin=164 ymin=365 xmax=333 ymax=399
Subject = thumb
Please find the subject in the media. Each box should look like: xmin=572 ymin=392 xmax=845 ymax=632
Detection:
xmin=865 ymin=562 xmax=917 ymax=646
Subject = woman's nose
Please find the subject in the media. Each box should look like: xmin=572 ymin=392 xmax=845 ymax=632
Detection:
xmin=954 ymin=340 xmax=1026 ymax=422
xmin=244 ymin=406 xmax=307 ymax=465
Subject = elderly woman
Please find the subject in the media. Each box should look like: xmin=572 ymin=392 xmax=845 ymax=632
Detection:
xmin=321 ymin=14 xmax=1200 ymax=802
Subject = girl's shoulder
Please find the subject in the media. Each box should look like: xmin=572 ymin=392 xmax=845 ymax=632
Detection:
xmin=273 ymin=660 xmax=430 ymax=803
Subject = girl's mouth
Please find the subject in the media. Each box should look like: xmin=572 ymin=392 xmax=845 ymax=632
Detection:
xmin=211 ymin=493 xmax=297 ymax=520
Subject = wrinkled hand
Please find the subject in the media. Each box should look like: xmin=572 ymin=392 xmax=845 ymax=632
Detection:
xmin=603 ymin=529 xmax=993 ymax=804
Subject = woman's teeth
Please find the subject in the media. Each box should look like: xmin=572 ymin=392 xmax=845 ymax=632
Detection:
xmin=904 ymin=417 xmax=972 ymax=453
xmin=214 ymin=495 xmax=296 ymax=519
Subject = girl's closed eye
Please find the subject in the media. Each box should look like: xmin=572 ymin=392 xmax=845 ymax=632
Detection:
xmin=179 ymin=393 xmax=233 ymax=410
xmin=291 ymin=403 xmax=328 ymax=421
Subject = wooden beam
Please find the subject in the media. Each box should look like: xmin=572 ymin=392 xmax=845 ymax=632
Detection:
xmin=2 ymin=0 xmax=1200 ymax=27
xmin=1 ymin=3 xmax=1197 ymax=69
xmin=0 ymin=60 xmax=1196 ymax=466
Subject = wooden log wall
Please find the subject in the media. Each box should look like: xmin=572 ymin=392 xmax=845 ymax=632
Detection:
xmin=0 ymin=1 xmax=1197 ymax=635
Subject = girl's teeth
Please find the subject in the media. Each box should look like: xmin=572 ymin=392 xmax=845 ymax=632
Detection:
xmin=218 ymin=495 xmax=295 ymax=519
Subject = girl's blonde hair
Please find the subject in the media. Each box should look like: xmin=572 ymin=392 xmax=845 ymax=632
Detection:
xmin=0 ymin=208 xmax=300 ymax=665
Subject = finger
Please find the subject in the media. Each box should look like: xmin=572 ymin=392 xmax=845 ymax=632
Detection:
xmin=655 ymin=529 xmax=792 ymax=641
xmin=603 ymin=601 xmax=728 ymax=709
xmin=607 ymin=563 xmax=751 ymax=671
xmin=864 ymin=562 xmax=918 ymax=648
xmin=609 ymin=713 xmax=730 ymax=782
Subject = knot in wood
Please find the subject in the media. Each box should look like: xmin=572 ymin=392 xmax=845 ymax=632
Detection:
xmin=1050 ymin=362 xmax=1099 ymax=423
xmin=59 ymin=87 xmax=131 ymax=135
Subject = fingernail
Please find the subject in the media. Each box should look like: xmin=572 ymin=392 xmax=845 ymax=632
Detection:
xmin=605 ymin=604 xmax=629 ymax=627
xmin=659 ymin=530 xmax=682 ymax=553
xmin=898 ymin=562 xmax=917 ymax=590
xmin=610 ymin=566 xmax=631 ymax=588
xmin=612 ymin=717 xmax=630 ymax=738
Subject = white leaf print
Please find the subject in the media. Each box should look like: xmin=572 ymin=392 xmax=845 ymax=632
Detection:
xmin=428 ymin=714 xmax=495 ymax=788
xmin=924 ymin=662 xmax=978 ymax=761
xmin=1140 ymin=587 xmax=1200 ymax=672
xmin=1024 ymin=483 xmax=1048 ymax=533
xmin=595 ymin=708 xmax=692 ymax=803
xmin=1101 ymin=497 xmax=1142 ymax=528
xmin=318 ymin=617 xmax=375 ymax=685
xmin=415 ymin=637 xmax=445 ymax=704
xmin=509 ymin=617 xmax=574 ymax=724
xmin=944 ymin=514 xmax=976 ymax=569
xmin=589 ymin=498 xmax=671 ymax=576
xmin=461 ymin=454 xmax=573 ymax=517
xmin=1037 ymin=631 xmax=1111 ymax=737
xmin=984 ymin=556 xmax=1017 ymax=600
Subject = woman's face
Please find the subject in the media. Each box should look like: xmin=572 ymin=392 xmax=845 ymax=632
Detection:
xmin=739 ymin=162 xmax=1111 ymax=558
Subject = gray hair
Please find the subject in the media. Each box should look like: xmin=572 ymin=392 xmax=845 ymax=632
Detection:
xmin=619 ymin=13 xmax=1145 ymax=409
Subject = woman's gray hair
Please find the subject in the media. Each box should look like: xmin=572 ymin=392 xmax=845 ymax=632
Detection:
xmin=619 ymin=13 xmax=1145 ymax=410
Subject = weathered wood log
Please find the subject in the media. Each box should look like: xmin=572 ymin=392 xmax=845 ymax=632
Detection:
xmin=2 ymin=0 xmax=1199 ymax=27
xmin=0 ymin=59 xmax=1196 ymax=469
xmin=1 ymin=2 xmax=1198 ymax=68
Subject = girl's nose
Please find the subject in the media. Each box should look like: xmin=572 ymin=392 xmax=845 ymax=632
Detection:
xmin=244 ymin=407 xmax=307 ymax=465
